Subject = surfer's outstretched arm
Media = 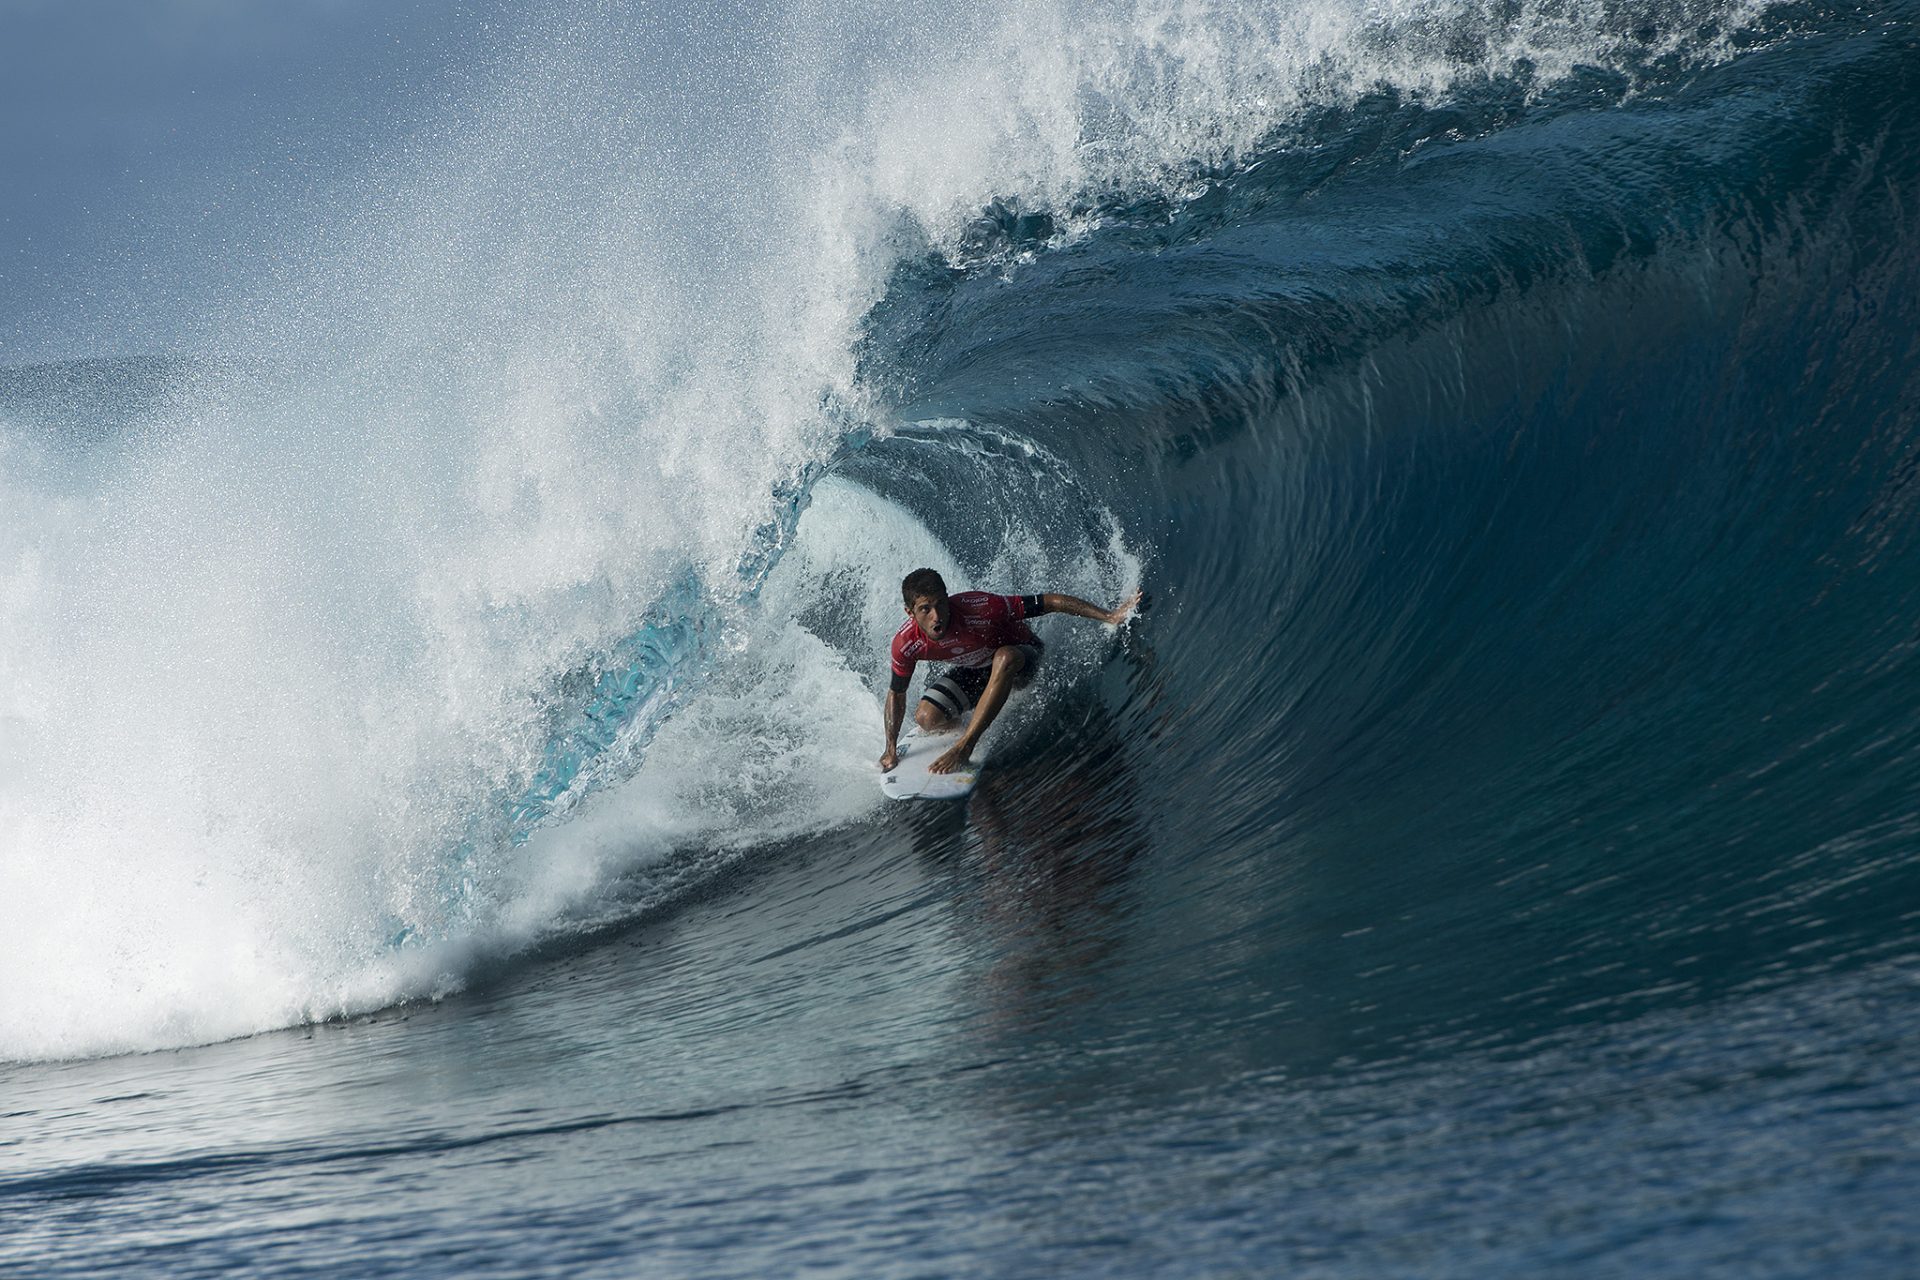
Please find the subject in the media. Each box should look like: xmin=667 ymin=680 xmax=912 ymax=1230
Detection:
xmin=1038 ymin=589 xmax=1145 ymax=626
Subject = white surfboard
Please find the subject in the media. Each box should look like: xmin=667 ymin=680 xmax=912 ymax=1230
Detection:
xmin=880 ymin=721 xmax=987 ymax=801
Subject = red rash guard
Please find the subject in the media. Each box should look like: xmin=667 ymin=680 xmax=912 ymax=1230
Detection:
xmin=889 ymin=592 xmax=1044 ymax=691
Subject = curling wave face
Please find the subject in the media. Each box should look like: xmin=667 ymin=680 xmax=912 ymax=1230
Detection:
xmin=3 ymin=0 xmax=1910 ymax=1062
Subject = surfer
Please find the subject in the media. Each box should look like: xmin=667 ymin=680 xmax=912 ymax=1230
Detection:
xmin=880 ymin=568 xmax=1145 ymax=775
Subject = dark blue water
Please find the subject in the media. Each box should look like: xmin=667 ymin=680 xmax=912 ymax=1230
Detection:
xmin=5 ymin=1 xmax=1920 ymax=1274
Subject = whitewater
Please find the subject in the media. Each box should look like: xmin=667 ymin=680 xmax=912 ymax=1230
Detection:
xmin=5 ymin=0 xmax=1920 ymax=1274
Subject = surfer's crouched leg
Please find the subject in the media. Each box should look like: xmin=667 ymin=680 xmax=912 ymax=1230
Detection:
xmin=918 ymin=645 xmax=1042 ymax=733
xmin=916 ymin=670 xmax=969 ymax=730
xmin=914 ymin=697 xmax=956 ymax=732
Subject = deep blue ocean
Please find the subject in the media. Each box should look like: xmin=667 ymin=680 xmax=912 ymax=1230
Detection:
xmin=5 ymin=0 xmax=1920 ymax=1274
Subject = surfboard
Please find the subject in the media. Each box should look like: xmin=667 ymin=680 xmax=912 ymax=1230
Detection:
xmin=880 ymin=721 xmax=986 ymax=801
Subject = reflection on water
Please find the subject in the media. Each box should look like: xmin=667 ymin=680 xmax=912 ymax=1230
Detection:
xmin=903 ymin=700 xmax=1151 ymax=1044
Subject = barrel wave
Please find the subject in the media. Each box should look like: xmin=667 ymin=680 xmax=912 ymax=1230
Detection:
xmin=4 ymin=0 xmax=1919 ymax=1274
xmin=856 ymin=3 xmax=1920 ymax=1048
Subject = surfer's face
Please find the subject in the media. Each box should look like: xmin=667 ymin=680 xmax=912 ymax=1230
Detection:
xmin=908 ymin=592 xmax=950 ymax=640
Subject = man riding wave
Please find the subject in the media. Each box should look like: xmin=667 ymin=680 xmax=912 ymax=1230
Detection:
xmin=880 ymin=568 xmax=1144 ymax=775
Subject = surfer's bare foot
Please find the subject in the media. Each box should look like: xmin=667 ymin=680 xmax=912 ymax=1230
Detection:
xmin=929 ymin=742 xmax=973 ymax=774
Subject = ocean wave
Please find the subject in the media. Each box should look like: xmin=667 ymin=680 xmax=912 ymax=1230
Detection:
xmin=5 ymin=0 xmax=1907 ymax=1061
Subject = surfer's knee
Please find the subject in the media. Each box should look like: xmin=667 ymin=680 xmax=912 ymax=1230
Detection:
xmin=914 ymin=700 xmax=950 ymax=731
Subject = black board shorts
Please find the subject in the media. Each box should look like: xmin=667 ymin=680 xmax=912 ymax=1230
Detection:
xmin=919 ymin=643 xmax=1043 ymax=718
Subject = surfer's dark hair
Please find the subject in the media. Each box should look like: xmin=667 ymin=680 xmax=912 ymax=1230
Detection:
xmin=901 ymin=568 xmax=947 ymax=607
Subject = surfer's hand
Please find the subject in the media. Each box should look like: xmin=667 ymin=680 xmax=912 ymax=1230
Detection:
xmin=928 ymin=742 xmax=972 ymax=774
xmin=1107 ymin=588 xmax=1147 ymax=625
xmin=879 ymin=746 xmax=900 ymax=771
